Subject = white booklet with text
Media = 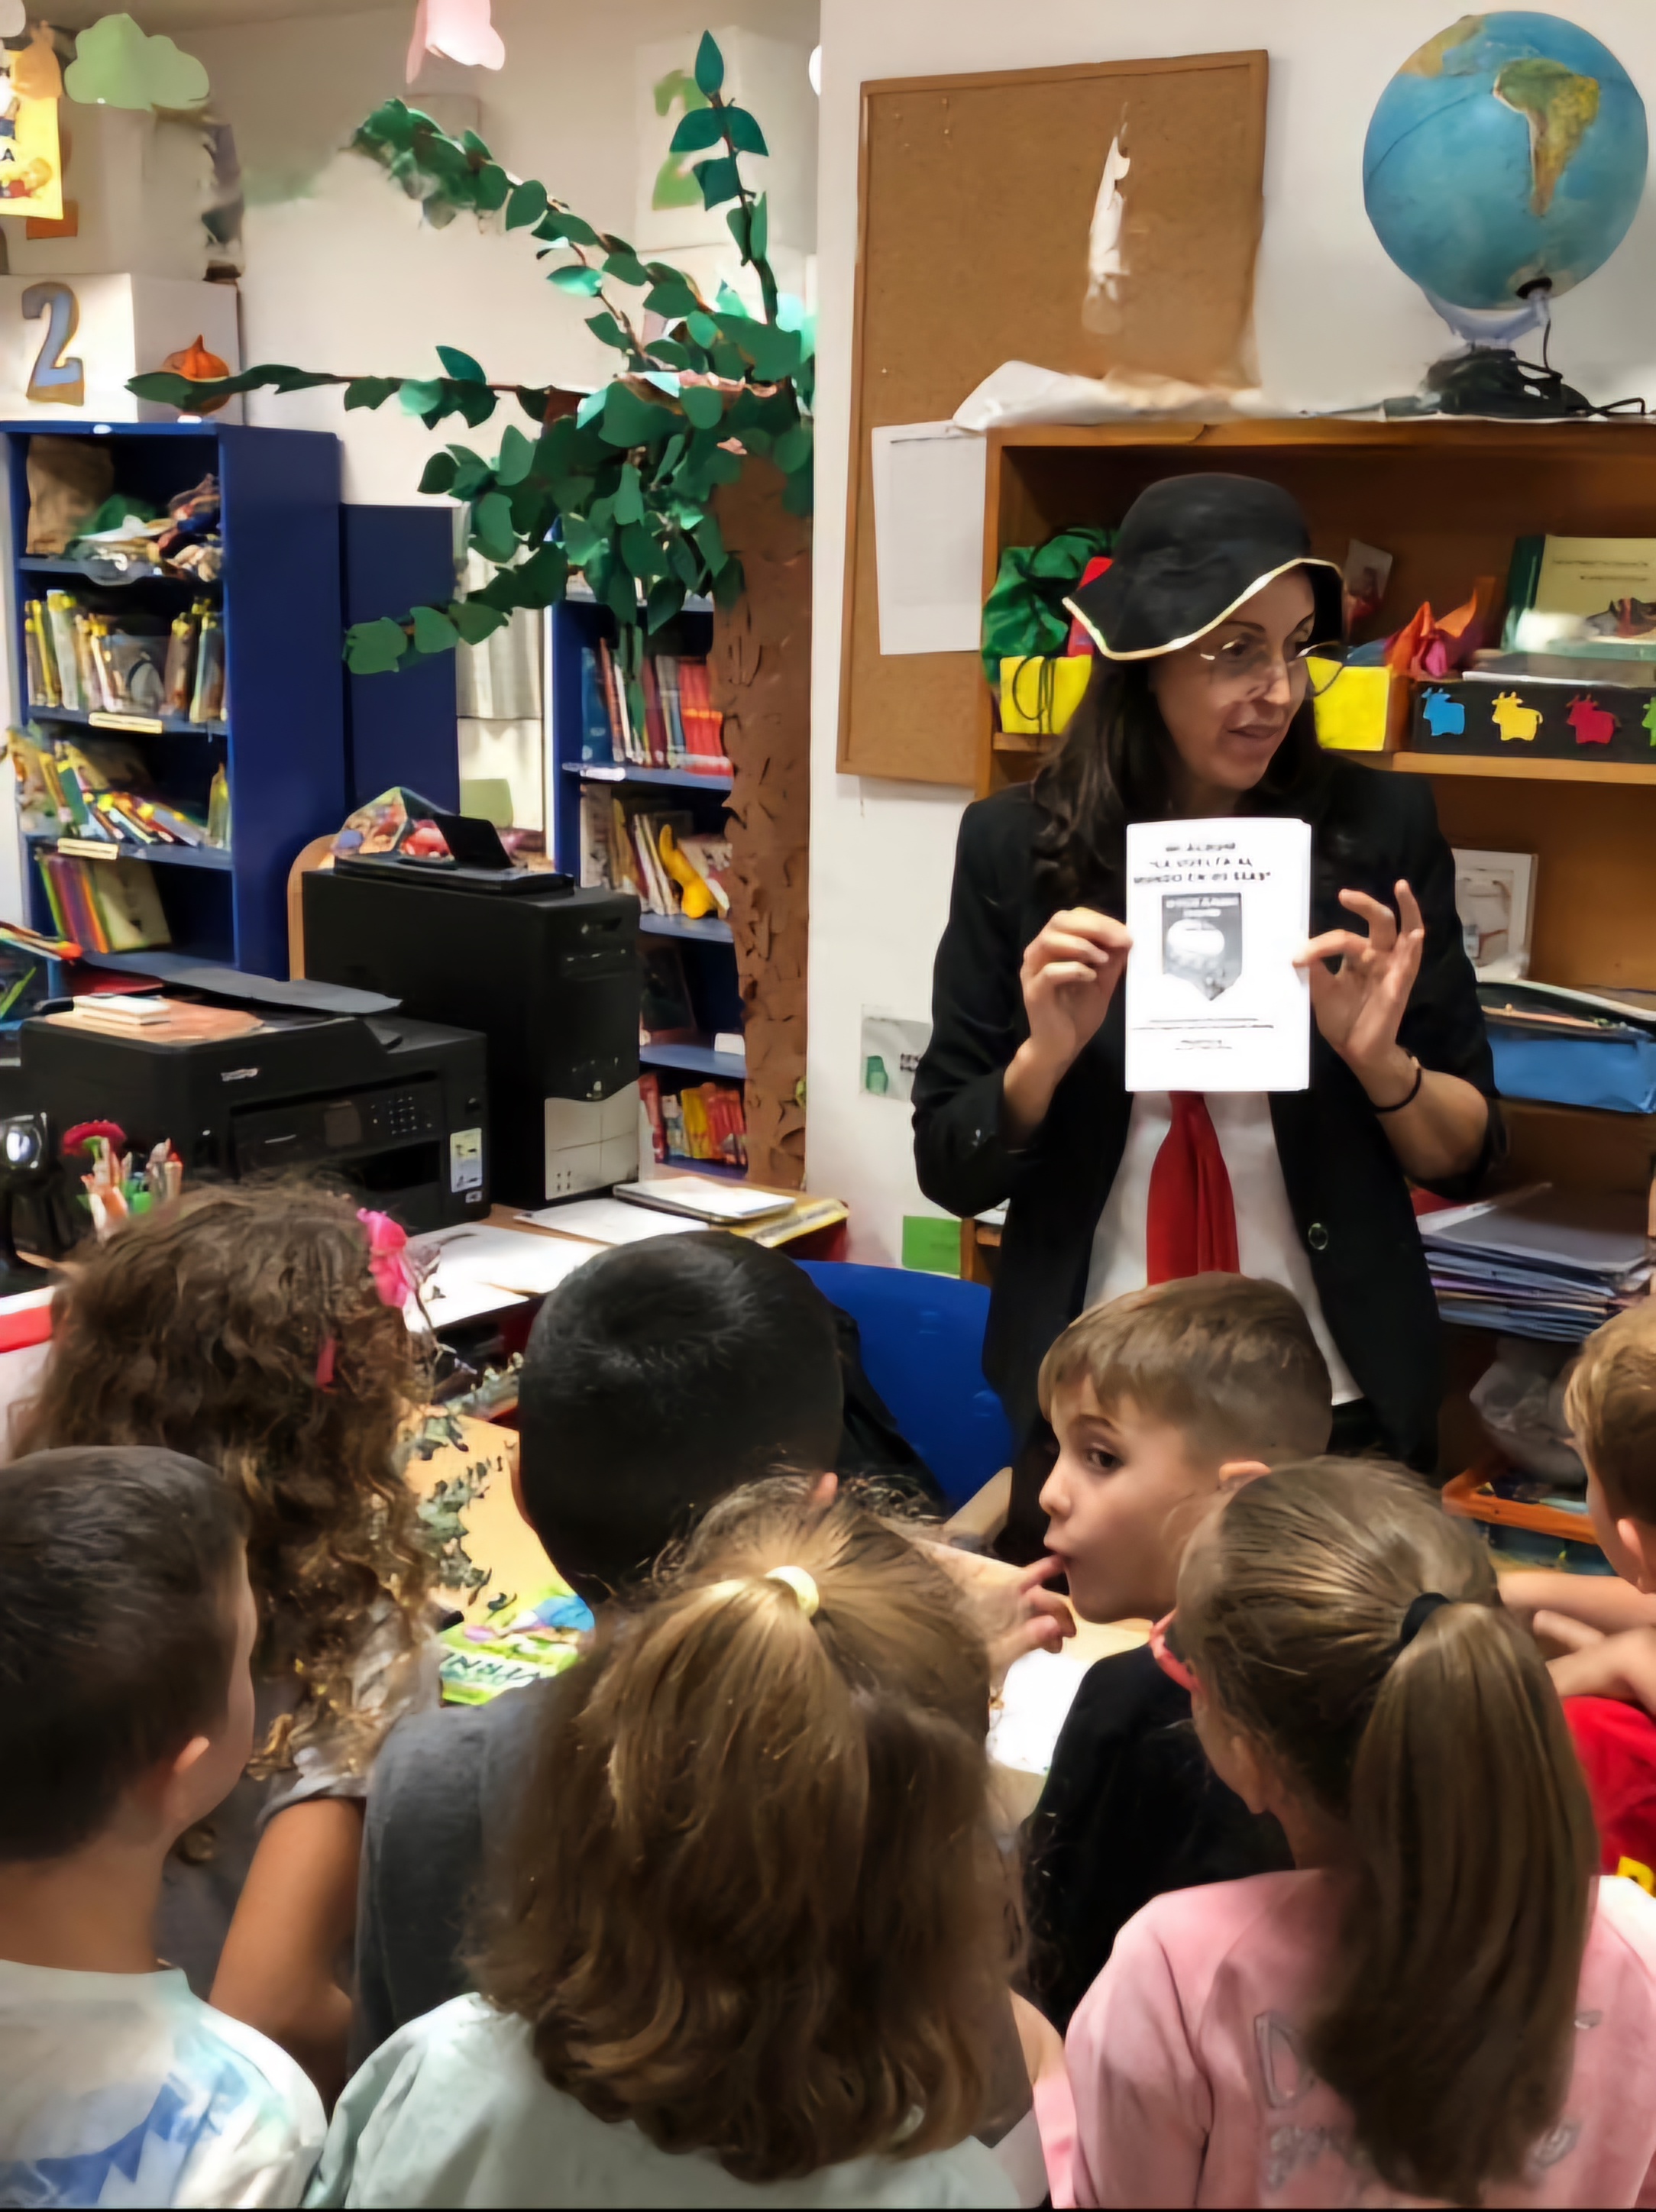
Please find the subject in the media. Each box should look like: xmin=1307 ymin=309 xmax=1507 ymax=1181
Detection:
xmin=1124 ymin=817 xmax=1313 ymax=1093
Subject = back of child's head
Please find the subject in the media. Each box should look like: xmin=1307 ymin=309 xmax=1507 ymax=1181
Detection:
xmin=1566 ymin=1300 xmax=1656 ymax=1522
xmin=15 ymin=1182 xmax=430 ymax=1734
xmin=1180 ymin=1456 xmax=1596 ymax=2206
xmin=474 ymin=1480 xmax=1006 ymax=2183
xmin=1037 ymin=1273 xmax=1331 ymax=1462
xmin=0 ymin=1445 xmax=246 ymax=1861
xmin=516 ymin=1233 xmax=844 ymax=1596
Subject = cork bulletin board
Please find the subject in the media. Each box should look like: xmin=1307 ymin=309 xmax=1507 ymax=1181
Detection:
xmin=838 ymin=51 xmax=1269 ymax=786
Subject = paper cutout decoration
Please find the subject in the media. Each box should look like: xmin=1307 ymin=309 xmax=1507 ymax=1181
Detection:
xmin=1384 ymin=577 xmax=1496 ymax=681
xmin=1568 ymin=695 xmax=1616 ymax=747
xmin=1421 ymin=687 xmax=1465 ymax=737
xmin=63 ymin=14 xmax=209 ymax=112
xmin=0 ymin=44 xmax=62 ymax=222
xmin=406 ymin=0 xmax=504 ymax=82
xmin=14 ymin=24 xmax=62 ymax=104
xmin=1492 ymin=691 xmax=1541 ymax=744
xmin=0 ymin=2 xmax=25 ymax=38
xmin=1642 ymin=699 xmax=1656 ymax=746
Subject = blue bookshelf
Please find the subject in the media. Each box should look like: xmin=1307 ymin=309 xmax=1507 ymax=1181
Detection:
xmin=5 ymin=420 xmax=347 ymax=978
xmin=547 ymin=590 xmax=745 ymax=1172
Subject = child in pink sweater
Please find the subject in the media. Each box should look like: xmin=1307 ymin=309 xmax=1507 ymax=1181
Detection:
xmin=1065 ymin=1458 xmax=1656 ymax=2210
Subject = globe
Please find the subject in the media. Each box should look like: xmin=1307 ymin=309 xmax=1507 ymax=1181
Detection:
xmin=1363 ymin=13 xmax=1648 ymax=314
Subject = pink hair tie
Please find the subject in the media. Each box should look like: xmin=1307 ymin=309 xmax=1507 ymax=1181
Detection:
xmin=357 ymin=1207 xmax=416 ymax=1311
xmin=315 ymin=1336 xmax=336 ymax=1389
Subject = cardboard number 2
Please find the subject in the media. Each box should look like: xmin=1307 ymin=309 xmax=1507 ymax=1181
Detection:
xmin=23 ymin=282 xmax=83 ymax=407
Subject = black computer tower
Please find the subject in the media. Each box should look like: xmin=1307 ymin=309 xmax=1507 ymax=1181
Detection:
xmin=303 ymin=870 xmax=639 ymax=1208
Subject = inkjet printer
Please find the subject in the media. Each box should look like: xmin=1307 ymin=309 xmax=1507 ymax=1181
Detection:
xmin=0 ymin=967 xmax=490 ymax=1234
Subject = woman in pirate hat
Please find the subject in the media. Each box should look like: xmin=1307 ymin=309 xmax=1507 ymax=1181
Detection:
xmin=913 ymin=474 xmax=1494 ymax=1555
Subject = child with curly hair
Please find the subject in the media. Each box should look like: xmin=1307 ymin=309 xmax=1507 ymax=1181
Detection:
xmin=15 ymin=1182 xmax=438 ymax=2103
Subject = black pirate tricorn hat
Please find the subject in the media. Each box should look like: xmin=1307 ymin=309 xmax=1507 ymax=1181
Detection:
xmin=1065 ymin=474 xmax=1344 ymax=661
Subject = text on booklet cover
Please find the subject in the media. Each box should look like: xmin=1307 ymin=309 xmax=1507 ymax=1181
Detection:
xmin=1124 ymin=817 xmax=1312 ymax=1094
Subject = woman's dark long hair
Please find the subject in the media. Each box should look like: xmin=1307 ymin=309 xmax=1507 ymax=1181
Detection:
xmin=1030 ymin=657 xmax=1332 ymax=912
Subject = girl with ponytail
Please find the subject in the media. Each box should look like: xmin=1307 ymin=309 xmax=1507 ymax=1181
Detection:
xmin=1066 ymin=1458 xmax=1656 ymax=2208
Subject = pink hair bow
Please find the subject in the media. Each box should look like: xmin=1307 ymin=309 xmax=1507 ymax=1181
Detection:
xmin=357 ymin=1208 xmax=417 ymax=1311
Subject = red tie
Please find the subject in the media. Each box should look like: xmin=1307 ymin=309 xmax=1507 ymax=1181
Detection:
xmin=1146 ymin=1093 xmax=1240 ymax=1284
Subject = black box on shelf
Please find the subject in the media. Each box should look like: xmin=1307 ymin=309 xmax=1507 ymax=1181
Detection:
xmin=1411 ymin=675 xmax=1656 ymax=764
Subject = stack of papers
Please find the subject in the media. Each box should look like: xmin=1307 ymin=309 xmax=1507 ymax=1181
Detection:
xmin=613 ymin=1176 xmax=792 ymax=1225
xmin=1421 ymin=1187 xmax=1651 ymax=1342
xmin=412 ymin=1224 xmax=601 ymax=1330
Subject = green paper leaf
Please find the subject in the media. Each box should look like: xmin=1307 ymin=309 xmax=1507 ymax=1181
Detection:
xmin=738 ymin=425 xmax=773 ymax=459
xmin=599 ymin=231 xmax=637 ymax=256
xmin=716 ymin=282 xmax=747 ymax=316
xmin=447 ymin=446 xmax=492 ymax=501
xmin=723 ymin=106 xmax=768 ymax=157
xmin=559 ymin=513 xmax=603 ymax=564
xmin=605 ymin=563 xmax=639 ymax=627
xmin=344 ymin=376 xmax=399 ymax=411
xmin=694 ymin=156 xmax=742 ymax=210
xmin=437 ymin=344 xmax=486 ymax=383
xmin=475 ymin=163 xmax=510 ymax=212
xmin=411 ymin=604 xmax=461 ymax=654
xmin=647 ymin=577 xmax=686 ymax=631
xmin=782 ymin=468 xmax=814 ymax=516
xmin=686 ymin=311 xmax=720 ymax=349
xmin=603 ymin=250 xmax=650 ymax=288
xmin=668 ymin=534 xmax=703 ymax=592
xmin=702 ymin=445 xmax=743 ymax=487
xmin=613 ymin=461 xmax=645 ymax=526
xmin=772 ymin=422 xmax=812 ymax=474
xmin=399 ymin=378 xmax=443 ymax=416
xmin=678 ymin=383 xmax=725 ymax=431
xmin=448 ymin=600 xmax=510 ymax=645
xmin=644 ymin=278 xmax=700 ymax=322
xmin=508 ymin=483 xmax=553 ymax=539
xmin=710 ymin=341 xmax=746 ymax=380
xmin=694 ymin=31 xmax=724 ymax=98
xmin=750 ymin=191 xmax=768 ymax=264
xmin=694 ymin=514 xmax=727 ymax=575
xmin=418 ymin=452 xmax=459 ymax=495
xmin=726 ymin=205 xmax=750 ymax=257
xmin=505 ymin=179 xmax=548 ymax=229
xmin=345 ymin=618 xmax=409 ymax=674
xmin=548 ymin=264 xmax=604 ymax=296
xmin=494 ymin=422 xmax=533 ymax=485
xmin=619 ymin=522 xmax=668 ymax=579
xmin=657 ymin=431 xmax=687 ymax=478
xmin=585 ymin=311 xmax=627 ymax=353
xmin=668 ymin=107 xmax=726 ymax=154
xmin=127 ymin=364 xmax=341 ymax=408
xmin=451 ymin=382 xmax=498 ymax=428
xmin=534 ymin=207 xmax=600 ymax=246
xmin=646 ymin=338 xmax=703 ymax=372
xmin=587 ymin=495 xmax=616 ymax=533
xmin=511 ymin=542 xmax=570 ymax=606
xmin=600 ymin=381 xmax=675 ymax=448
xmin=471 ymin=490 xmax=519 ymax=564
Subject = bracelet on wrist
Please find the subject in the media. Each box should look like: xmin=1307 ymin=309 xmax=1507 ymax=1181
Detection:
xmin=1370 ymin=1056 xmax=1424 ymax=1115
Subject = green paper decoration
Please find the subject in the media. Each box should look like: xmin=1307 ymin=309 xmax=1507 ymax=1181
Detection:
xmin=65 ymin=12 xmax=209 ymax=112
xmin=124 ymin=31 xmax=813 ymax=677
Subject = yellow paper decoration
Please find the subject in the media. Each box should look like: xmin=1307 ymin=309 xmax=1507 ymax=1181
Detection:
xmin=1311 ymin=660 xmax=1394 ymax=752
xmin=999 ymin=655 xmax=1091 ymax=737
xmin=0 ymin=62 xmax=62 ymax=222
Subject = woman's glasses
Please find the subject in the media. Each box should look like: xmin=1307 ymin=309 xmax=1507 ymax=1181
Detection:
xmin=1194 ymin=633 xmax=1346 ymax=699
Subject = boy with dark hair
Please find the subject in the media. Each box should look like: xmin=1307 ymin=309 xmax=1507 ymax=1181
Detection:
xmin=0 ymin=1446 xmax=323 ymax=2206
xmin=1022 ymin=1274 xmax=1333 ymax=2030
xmin=354 ymin=1233 xmax=851 ymax=2058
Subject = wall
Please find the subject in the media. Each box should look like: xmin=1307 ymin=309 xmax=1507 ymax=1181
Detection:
xmin=807 ymin=0 xmax=1656 ymax=1260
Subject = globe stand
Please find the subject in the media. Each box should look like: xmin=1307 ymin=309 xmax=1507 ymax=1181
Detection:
xmin=1381 ymin=283 xmax=1619 ymax=420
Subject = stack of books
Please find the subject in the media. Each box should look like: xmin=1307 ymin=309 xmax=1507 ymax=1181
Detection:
xmin=24 ymin=593 xmax=223 ymax=723
xmin=577 ymin=789 xmax=728 ymax=920
xmin=35 ymin=851 xmax=171 ymax=955
xmin=8 ymin=731 xmax=222 ymax=852
xmin=1421 ymin=1186 xmax=1651 ymax=1343
xmin=581 ymin=643 xmax=729 ymax=773
xmin=641 ymin=1073 xmax=746 ymax=1168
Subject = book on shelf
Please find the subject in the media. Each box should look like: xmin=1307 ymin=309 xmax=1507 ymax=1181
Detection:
xmin=6 ymin=729 xmax=219 ymax=851
xmin=35 ymin=850 xmax=172 ymax=954
xmin=580 ymin=643 xmax=729 ymax=775
xmin=640 ymin=943 xmax=698 ymax=1042
xmin=23 ymin=590 xmax=222 ymax=724
xmin=658 ymin=1079 xmax=746 ymax=1169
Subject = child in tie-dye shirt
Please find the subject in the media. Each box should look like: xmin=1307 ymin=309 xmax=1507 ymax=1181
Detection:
xmin=0 ymin=1447 xmax=322 ymax=2207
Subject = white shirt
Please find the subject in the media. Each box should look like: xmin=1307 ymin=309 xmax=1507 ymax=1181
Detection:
xmin=1085 ymin=1091 xmax=1360 ymax=1402
xmin=0 ymin=1958 xmax=323 ymax=2207
xmin=310 ymin=1994 xmax=1018 ymax=2209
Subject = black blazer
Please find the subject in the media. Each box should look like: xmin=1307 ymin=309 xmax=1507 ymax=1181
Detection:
xmin=911 ymin=759 xmax=1497 ymax=1472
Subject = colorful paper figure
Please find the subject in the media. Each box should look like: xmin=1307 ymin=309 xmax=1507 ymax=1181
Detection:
xmin=63 ymin=14 xmax=209 ymax=112
xmin=1492 ymin=691 xmax=1541 ymax=744
xmin=1642 ymin=700 xmax=1656 ymax=747
xmin=1568 ymin=695 xmax=1617 ymax=747
xmin=1421 ymin=687 xmax=1465 ymax=737
xmin=407 ymin=0 xmax=504 ymax=82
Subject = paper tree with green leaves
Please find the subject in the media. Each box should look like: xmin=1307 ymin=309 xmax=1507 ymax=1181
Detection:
xmin=128 ymin=31 xmax=813 ymax=690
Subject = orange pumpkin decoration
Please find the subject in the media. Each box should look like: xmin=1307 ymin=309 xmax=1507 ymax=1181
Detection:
xmin=160 ymin=335 xmax=231 ymax=415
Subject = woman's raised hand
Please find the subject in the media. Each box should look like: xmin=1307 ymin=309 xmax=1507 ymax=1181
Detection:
xmin=1020 ymin=907 xmax=1133 ymax=1076
xmin=1295 ymin=879 xmax=1425 ymax=1089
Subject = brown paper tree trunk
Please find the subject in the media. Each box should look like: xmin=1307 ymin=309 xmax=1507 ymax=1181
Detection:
xmin=708 ymin=460 xmax=811 ymax=1190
